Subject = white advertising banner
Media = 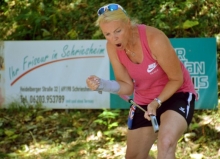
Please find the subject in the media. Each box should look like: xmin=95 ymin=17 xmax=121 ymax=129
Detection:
xmin=1 ymin=40 xmax=110 ymax=109
xmin=0 ymin=38 xmax=218 ymax=109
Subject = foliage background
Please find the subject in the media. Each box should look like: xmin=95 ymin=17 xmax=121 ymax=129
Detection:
xmin=1 ymin=0 xmax=220 ymax=75
xmin=0 ymin=0 xmax=220 ymax=158
xmin=0 ymin=0 xmax=220 ymax=40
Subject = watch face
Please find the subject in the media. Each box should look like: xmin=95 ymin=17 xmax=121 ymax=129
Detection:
xmin=154 ymin=98 xmax=161 ymax=106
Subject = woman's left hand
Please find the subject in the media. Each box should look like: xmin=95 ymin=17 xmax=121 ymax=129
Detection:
xmin=144 ymin=100 xmax=159 ymax=121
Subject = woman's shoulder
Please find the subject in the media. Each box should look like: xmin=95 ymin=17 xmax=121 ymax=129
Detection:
xmin=144 ymin=25 xmax=164 ymax=36
xmin=137 ymin=24 xmax=161 ymax=32
xmin=143 ymin=25 xmax=168 ymax=43
xmin=139 ymin=25 xmax=170 ymax=54
xmin=136 ymin=24 xmax=165 ymax=40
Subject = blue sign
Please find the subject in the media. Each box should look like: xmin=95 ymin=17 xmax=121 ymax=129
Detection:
xmin=110 ymin=38 xmax=218 ymax=109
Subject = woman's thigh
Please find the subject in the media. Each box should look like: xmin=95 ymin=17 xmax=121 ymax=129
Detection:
xmin=157 ymin=92 xmax=195 ymax=144
xmin=159 ymin=110 xmax=188 ymax=139
xmin=126 ymin=127 xmax=157 ymax=159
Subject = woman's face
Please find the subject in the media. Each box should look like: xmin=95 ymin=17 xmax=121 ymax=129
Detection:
xmin=100 ymin=20 xmax=130 ymax=50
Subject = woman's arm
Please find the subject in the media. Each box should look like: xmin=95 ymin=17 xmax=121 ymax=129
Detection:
xmin=106 ymin=42 xmax=134 ymax=95
xmin=148 ymin=26 xmax=183 ymax=103
xmin=86 ymin=42 xmax=134 ymax=96
xmin=145 ymin=26 xmax=183 ymax=118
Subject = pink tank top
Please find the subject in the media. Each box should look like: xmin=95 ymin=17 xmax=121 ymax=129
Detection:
xmin=117 ymin=24 xmax=197 ymax=105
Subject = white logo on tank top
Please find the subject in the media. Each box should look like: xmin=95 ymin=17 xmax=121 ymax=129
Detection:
xmin=147 ymin=62 xmax=158 ymax=73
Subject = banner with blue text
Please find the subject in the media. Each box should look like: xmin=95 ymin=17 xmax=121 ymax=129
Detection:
xmin=0 ymin=38 xmax=217 ymax=109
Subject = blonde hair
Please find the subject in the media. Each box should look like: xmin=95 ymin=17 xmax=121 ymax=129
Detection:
xmin=95 ymin=8 xmax=134 ymax=26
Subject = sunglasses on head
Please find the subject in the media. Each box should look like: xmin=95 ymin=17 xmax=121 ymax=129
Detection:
xmin=97 ymin=3 xmax=126 ymax=16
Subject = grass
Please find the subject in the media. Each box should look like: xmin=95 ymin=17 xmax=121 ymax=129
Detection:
xmin=0 ymin=101 xmax=219 ymax=159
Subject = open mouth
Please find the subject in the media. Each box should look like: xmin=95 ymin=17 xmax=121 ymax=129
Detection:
xmin=116 ymin=43 xmax=122 ymax=48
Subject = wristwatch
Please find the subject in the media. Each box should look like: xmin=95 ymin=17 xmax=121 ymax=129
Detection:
xmin=154 ymin=98 xmax=162 ymax=107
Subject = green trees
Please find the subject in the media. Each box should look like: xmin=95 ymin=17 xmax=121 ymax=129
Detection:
xmin=0 ymin=0 xmax=219 ymax=40
xmin=0 ymin=0 xmax=219 ymax=69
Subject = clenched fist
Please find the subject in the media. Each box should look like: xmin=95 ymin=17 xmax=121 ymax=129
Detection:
xmin=86 ymin=75 xmax=100 ymax=91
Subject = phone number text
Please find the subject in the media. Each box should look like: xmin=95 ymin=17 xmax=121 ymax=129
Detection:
xmin=20 ymin=95 xmax=65 ymax=103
